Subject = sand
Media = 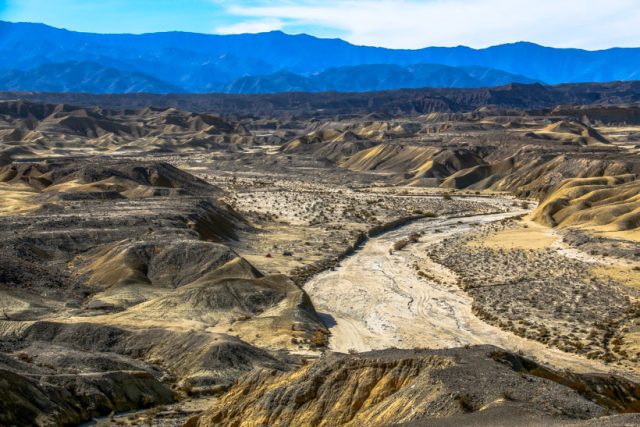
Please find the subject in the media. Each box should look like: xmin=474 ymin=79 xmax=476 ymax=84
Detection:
xmin=468 ymin=218 xmax=558 ymax=250
xmin=0 ymin=182 xmax=40 ymax=215
xmin=592 ymin=265 xmax=640 ymax=289
xmin=304 ymin=203 xmax=636 ymax=377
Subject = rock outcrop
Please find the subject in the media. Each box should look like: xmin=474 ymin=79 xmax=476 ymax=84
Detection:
xmin=197 ymin=346 xmax=640 ymax=427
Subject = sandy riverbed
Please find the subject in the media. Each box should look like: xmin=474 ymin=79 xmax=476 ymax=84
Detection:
xmin=304 ymin=200 xmax=635 ymax=377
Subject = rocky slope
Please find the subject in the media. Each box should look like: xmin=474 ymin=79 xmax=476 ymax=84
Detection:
xmin=280 ymin=116 xmax=639 ymax=207
xmin=0 ymin=159 xmax=327 ymax=425
xmin=0 ymin=97 xmax=638 ymax=425
xmin=196 ymin=346 xmax=640 ymax=427
xmin=2 ymin=81 xmax=640 ymax=117
xmin=0 ymin=100 xmax=255 ymax=164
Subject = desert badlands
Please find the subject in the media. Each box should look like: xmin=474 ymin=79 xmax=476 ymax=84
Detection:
xmin=0 ymin=84 xmax=640 ymax=426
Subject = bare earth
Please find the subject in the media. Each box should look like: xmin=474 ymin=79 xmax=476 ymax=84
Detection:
xmin=305 ymin=201 xmax=637 ymax=377
xmin=1 ymin=98 xmax=640 ymax=425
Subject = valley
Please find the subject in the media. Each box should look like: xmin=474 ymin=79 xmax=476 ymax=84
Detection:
xmin=0 ymin=91 xmax=639 ymax=426
xmin=306 ymin=205 xmax=639 ymax=377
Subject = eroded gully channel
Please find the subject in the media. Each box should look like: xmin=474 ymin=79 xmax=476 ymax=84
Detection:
xmin=303 ymin=197 xmax=632 ymax=377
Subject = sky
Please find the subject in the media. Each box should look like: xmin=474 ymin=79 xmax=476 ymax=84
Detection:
xmin=1 ymin=0 xmax=639 ymax=50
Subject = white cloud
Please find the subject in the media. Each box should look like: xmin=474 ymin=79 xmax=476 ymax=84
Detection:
xmin=215 ymin=18 xmax=283 ymax=34
xmin=216 ymin=0 xmax=640 ymax=49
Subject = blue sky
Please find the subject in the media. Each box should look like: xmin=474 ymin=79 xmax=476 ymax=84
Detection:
xmin=1 ymin=0 xmax=639 ymax=49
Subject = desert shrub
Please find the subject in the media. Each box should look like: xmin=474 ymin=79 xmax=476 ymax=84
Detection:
xmin=312 ymin=330 xmax=326 ymax=347
xmin=408 ymin=232 xmax=421 ymax=243
xmin=393 ymin=239 xmax=409 ymax=251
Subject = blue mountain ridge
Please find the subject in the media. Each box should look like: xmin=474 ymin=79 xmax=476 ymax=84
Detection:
xmin=0 ymin=21 xmax=638 ymax=94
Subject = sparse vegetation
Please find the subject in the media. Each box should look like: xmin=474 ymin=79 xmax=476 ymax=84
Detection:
xmin=1 ymin=93 xmax=639 ymax=426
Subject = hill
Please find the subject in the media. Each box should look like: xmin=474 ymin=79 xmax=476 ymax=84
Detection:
xmin=2 ymin=81 xmax=640 ymax=119
xmin=533 ymin=175 xmax=640 ymax=232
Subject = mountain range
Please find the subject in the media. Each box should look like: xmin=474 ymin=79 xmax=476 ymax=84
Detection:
xmin=1 ymin=21 xmax=639 ymax=94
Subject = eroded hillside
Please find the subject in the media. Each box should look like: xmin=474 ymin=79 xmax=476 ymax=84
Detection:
xmin=0 ymin=97 xmax=639 ymax=426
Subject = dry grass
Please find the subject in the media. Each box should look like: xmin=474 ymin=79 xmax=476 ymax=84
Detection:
xmin=595 ymin=228 xmax=640 ymax=243
xmin=467 ymin=220 xmax=558 ymax=250
xmin=591 ymin=265 xmax=640 ymax=289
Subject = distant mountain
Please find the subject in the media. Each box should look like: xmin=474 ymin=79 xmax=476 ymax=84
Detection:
xmin=227 ymin=64 xmax=537 ymax=94
xmin=0 ymin=21 xmax=639 ymax=94
xmin=0 ymin=61 xmax=182 ymax=93
xmin=228 ymin=71 xmax=315 ymax=94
